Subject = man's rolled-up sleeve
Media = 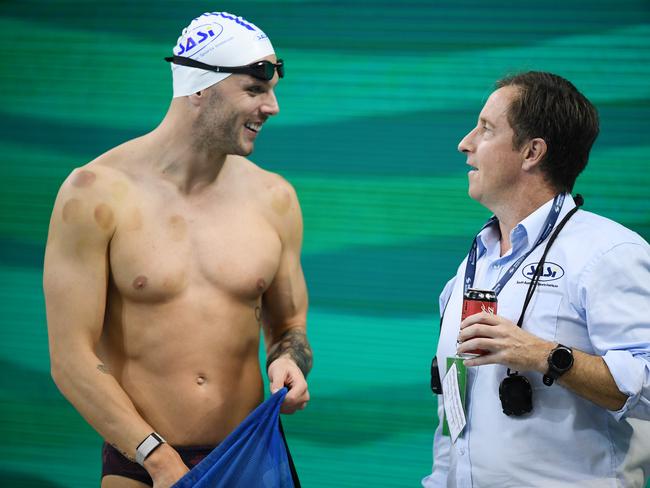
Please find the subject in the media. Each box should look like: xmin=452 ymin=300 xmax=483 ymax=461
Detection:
xmin=583 ymin=241 xmax=650 ymax=421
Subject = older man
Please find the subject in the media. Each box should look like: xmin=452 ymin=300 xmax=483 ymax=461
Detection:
xmin=424 ymin=72 xmax=650 ymax=487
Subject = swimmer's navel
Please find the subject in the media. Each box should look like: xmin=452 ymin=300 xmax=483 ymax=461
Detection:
xmin=196 ymin=375 xmax=207 ymax=386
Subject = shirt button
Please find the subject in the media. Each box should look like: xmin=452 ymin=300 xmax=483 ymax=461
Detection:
xmin=458 ymin=448 xmax=465 ymax=456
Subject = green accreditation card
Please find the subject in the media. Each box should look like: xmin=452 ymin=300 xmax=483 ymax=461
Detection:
xmin=442 ymin=357 xmax=468 ymax=437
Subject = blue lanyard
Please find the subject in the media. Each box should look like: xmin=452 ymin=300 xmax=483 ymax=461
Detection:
xmin=463 ymin=193 xmax=565 ymax=296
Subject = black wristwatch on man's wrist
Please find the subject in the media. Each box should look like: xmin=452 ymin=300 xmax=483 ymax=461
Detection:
xmin=543 ymin=344 xmax=574 ymax=386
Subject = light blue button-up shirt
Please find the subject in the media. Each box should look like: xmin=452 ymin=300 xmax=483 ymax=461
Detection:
xmin=423 ymin=195 xmax=650 ymax=488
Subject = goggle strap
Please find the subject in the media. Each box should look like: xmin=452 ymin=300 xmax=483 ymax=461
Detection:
xmin=164 ymin=56 xmax=225 ymax=73
xmin=165 ymin=56 xmax=282 ymax=80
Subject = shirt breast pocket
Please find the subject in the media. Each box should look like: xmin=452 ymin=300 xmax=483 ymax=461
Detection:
xmin=522 ymin=291 xmax=563 ymax=341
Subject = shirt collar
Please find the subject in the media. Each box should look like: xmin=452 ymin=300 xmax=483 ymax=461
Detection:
xmin=475 ymin=193 xmax=575 ymax=258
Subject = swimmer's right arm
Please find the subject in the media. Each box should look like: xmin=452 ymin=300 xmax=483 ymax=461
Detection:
xmin=43 ymin=168 xmax=188 ymax=486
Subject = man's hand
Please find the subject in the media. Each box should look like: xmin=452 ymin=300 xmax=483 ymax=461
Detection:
xmin=144 ymin=443 xmax=190 ymax=488
xmin=457 ymin=311 xmax=555 ymax=373
xmin=457 ymin=311 xmax=629 ymax=411
xmin=268 ymin=356 xmax=310 ymax=414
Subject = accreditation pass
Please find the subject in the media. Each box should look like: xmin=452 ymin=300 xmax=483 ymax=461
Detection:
xmin=442 ymin=362 xmax=467 ymax=443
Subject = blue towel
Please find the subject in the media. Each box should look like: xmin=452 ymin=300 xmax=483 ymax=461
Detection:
xmin=172 ymin=388 xmax=297 ymax=487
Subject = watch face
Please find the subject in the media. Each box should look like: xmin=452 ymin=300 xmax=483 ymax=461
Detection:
xmin=552 ymin=347 xmax=573 ymax=370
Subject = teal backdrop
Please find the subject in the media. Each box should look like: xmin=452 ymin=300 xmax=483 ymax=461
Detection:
xmin=1 ymin=1 xmax=649 ymax=486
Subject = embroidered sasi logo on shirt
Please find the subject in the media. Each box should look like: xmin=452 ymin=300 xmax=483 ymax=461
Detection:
xmin=521 ymin=262 xmax=565 ymax=282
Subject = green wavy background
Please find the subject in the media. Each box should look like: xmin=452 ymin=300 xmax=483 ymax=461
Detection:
xmin=1 ymin=1 xmax=648 ymax=486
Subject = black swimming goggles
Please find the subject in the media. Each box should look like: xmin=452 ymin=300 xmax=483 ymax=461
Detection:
xmin=165 ymin=56 xmax=284 ymax=81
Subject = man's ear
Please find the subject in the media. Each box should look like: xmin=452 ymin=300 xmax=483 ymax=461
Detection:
xmin=521 ymin=137 xmax=547 ymax=171
xmin=188 ymin=90 xmax=203 ymax=107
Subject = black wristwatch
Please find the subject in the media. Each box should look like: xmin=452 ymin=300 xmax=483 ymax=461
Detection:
xmin=543 ymin=344 xmax=574 ymax=386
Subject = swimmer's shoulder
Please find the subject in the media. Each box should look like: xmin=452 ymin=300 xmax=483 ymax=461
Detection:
xmin=48 ymin=163 xmax=121 ymax=240
xmin=58 ymin=162 xmax=130 ymax=205
xmin=60 ymin=136 xmax=149 ymax=198
xmin=52 ymin=139 xmax=146 ymax=234
xmin=230 ymin=156 xmax=302 ymax=237
xmin=230 ymin=155 xmax=299 ymax=205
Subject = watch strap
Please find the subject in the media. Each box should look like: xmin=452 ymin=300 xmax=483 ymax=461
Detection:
xmin=542 ymin=372 xmax=556 ymax=386
xmin=135 ymin=432 xmax=166 ymax=466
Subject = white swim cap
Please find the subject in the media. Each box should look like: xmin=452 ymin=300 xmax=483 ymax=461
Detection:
xmin=169 ymin=12 xmax=276 ymax=97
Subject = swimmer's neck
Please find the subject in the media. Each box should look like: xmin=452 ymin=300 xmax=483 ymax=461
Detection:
xmin=147 ymin=104 xmax=229 ymax=195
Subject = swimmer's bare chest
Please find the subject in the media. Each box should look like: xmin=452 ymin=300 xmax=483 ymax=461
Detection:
xmin=110 ymin=185 xmax=281 ymax=303
xmin=100 ymin=180 xmax=283 ymax=367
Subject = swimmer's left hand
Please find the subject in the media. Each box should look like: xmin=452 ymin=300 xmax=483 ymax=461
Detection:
xmin=267 ymin=357 xmax=310 ymax=414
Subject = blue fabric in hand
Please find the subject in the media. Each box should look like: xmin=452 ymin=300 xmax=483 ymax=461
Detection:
xmin=172 ymin=388 xmax=296 ymax=488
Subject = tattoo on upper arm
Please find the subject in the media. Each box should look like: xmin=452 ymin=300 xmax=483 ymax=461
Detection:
xmin=97 ymin=364 xmax=110 ymax=374
xmin=266 ymin=329 xmax=313 ymax=377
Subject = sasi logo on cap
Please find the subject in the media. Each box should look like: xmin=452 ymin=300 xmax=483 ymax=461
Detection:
xmin=175 ymin=23 xmax=224 ymax=56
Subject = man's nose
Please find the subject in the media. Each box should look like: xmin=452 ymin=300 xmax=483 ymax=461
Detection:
xmin=458 ymin=127 xmax=476 ymax=154
xmin=262 ymin=90 xmax=280 ymax=116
